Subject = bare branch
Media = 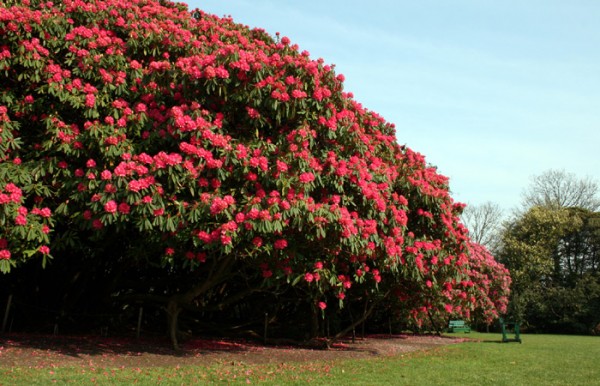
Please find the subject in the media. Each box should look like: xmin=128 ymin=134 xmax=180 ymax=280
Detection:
xmin=522 ymin=169 xmax=600 ymax=211
xmin=461 ymin=201 xmax=504 ymax=252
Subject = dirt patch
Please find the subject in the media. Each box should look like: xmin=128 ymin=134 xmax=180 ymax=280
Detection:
xmin=0 ymin=333 xmax=468 ymax=369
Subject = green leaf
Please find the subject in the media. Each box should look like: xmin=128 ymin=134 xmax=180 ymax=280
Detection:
xmin=291 ymin=274 xmax=304 ymax=286
xmin=0 ymin=259 xmax=16 ymax=274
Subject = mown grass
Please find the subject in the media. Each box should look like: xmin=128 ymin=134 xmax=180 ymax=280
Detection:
xmin=1 ymin=333 xmax=598 ymax=385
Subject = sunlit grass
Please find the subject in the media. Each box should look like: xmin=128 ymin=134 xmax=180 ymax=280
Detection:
xmin=1 ymin=333 xmax=599 ymax=385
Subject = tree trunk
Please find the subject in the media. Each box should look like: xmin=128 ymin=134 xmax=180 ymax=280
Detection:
xmin=310 ymin=304 xmax=319 ymax=339
xmin=332 ymin=290 xmax=391 ymax=343
xmin=426 ymin=308 xmax=442 ymax=335
xmin=361 ymin=300 xmax=368 ymax=338
xmin=348 ymin=306 xmax=356 ymax=343
xmin=166 ymin=299 xmax=182 ymax=350
xmin=164 ymin=254 xmax=237 ymax=350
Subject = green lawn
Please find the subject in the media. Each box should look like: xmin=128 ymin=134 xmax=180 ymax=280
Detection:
xmin=2 ymin=333 xmax=599 ymax=385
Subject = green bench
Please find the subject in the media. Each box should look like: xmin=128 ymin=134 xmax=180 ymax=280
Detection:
xmin=448 ymin=320 xmax=471 ymax=333
xmin=499 ymin=318 xmax=522 ymax=343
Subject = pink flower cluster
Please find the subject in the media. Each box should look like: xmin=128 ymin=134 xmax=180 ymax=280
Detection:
xmin=0 ymin=0 xmax=511 ymax=325
xmin=0 ymin=183 xmax=22 ymax=204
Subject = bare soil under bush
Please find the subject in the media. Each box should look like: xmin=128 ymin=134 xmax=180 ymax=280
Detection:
xmin=0 ymin=333 xmax=468 ymax=368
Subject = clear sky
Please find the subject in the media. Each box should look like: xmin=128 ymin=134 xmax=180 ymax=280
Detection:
xmin=185 ymin=0 xmax=600 ymax=212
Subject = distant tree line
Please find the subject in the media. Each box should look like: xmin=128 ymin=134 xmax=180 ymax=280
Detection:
xmin=462 ymin=170 xmax=600 ymax=334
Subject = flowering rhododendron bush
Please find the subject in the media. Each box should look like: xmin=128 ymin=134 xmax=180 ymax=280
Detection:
xmin=0 ymin=0 xmax=510 ymax=346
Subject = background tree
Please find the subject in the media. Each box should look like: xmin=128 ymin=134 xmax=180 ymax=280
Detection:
xmin=499 ymin=207 xmax=573 ymax=324
xmin=521 ymin=169 xmax=600 ymax=211
xmin=498 ymin=170 xmax=600 ymax=333
xmin=461 ymin=201 xmax=503 ymax=253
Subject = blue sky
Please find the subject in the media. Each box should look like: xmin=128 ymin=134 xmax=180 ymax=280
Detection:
xmin=185 ymin=0 xmax=600 ymax=212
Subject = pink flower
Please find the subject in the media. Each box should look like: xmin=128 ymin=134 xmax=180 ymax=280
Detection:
xmin=298 ymin=172 xmax=315 ymax=184
xmin=314 ymin=261 xmax=323 ymax=270
xmin=196 ymin=252 xmax=206 ymax=262
xmin=118 ymin=202 xmax=130 ymax=214
xmin=274 ymin=239 xmax=288 ymax=250
xmin=252 ymin=237 xmax=263 ymax=248
xmin=210 ymin=197 xmax=229 ymax=215
xmin=85 ymin=93 xmax=95 ymax=107
xmin=291 ymin=89 xmax=307 ymax=99
xmin=276 ymin=160 xmax=288 ymax=173
xmin=0 ymin=249 xmax=10 ymax=260
xmin=165 ymin=248 xmax=175 ymax=256
xmin=235 ymin=212 xmax=245 ymax=223
xmin=31 ymin=207 xmax=52 ymax=218
xmin=220 ymin=235 xmax=232 ymax=245
xmin=304 ymin=272 xmax=314 ymax=283
xmin=246 ymin=106 xmax=260 ymax=119
xmin=105 ymin=136 xmax=118 ymax=146
xmin=196 ymin=231 xmax=211 ymax=243
xmin=15 ymin=215 xmax=27 ymax=226
xmin=104 ymin=200 xmax=117 ymax=214
xmin=318 ymin=301 xmax=327 ymax=310
xmin=39 ymin=245 xmax=50 ymax=255
xmin=135 ymin=102 xmax=147 ymax=112
xmin=128 ymin=180 xmax=142 ymax=192
xmin=5 ymin=184 xmax=22 ymax=202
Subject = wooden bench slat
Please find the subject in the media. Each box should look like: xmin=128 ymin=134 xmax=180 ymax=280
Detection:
xmin=448 ymin=320 xmax=471 ymax=333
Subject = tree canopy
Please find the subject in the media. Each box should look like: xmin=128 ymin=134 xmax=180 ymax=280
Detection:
xmin=498 ymin=170 xmax=600 ymax=334
xmin=0 ymin=0 xmax=510 ymax=346
xmin=521 ymin=169 xmax=600 ymax=211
